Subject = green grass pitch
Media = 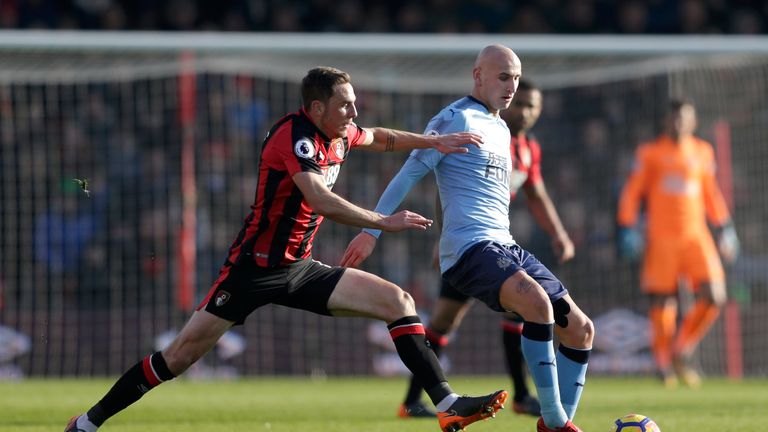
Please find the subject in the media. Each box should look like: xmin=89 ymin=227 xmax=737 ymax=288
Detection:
xmin=1 ymin=375 xmax=766 ymax=431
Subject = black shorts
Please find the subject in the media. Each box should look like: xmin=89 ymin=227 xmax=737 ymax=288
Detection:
xmin=198 ymin=258 xmax=346 ymax=325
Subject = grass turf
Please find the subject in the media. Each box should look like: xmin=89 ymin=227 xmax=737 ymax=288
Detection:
xmin=1 ymin=375 xmax=766 ymax=431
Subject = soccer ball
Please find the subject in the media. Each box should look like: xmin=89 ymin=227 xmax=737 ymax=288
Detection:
xmin=610 ymin=414 xmax=661 ymax=432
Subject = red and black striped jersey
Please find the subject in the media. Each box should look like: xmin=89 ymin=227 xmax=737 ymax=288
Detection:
xmin=509 ymin=132 xmax=543 ymax=199
xmin=227 ymin=108 xmax=369 ymax=268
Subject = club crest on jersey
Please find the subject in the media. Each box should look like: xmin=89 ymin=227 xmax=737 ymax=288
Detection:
xmin=331 ymin=139 xmax=345 ymax=159
xmin=497 ymin=257 xmax=513 ymax=270
xmin=294 ymin=138 xmax=316 ymax=159
xmin=425 ymin=129 xmax=440 ymax=136
xmin=215 ymin=290 xmax=231 ymax=307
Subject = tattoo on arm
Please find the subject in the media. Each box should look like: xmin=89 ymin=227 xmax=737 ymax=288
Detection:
xmin=385 ymin=131 xmax=395 ymax=152
xmin=517 ymin=277 xmax=535 ymax=294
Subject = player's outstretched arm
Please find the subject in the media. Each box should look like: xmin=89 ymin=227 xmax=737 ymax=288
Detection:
xmin=341 ymin=155 xmax=434 ymax=266
xmin=340 ymin=208 xmax=435 ymax=267
xmin=294 ymin=171 xmax=432 ymax=232
xmin=359 ymin=127 xmax=482 ymax=154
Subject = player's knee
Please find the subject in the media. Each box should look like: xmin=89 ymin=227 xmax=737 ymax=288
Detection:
xmin=560 ymin=313 xmax=594 ymax=349
xmin=581 ymin=315 xmax=595 ymax=347
xmin=526 ymin=294 xmax=553 ymax=323
xmin=398 ymin=289 xmax=416 ymax=311
xmin=383 ymin=286 xmax=416 ymax=319
xmin=500 ymin=273 xmax=552 ymax=322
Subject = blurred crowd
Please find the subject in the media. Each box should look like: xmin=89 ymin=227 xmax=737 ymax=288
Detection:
xmin=1 ymin=0 xmax=766 ymax=34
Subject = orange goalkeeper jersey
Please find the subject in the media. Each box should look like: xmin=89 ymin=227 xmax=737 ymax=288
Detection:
xmin=618 ymin=134 xmax=731 ymax=239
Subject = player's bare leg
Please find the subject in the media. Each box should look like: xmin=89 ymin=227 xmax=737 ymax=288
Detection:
xmin=328 ymin=268 xmax=507 ymax=431
xmin=160 ymin=311 xmax=235 ymax=374
xmin=499 ymin=271 xmax=581 ymax=431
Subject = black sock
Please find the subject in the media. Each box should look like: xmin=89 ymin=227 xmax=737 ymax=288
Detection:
xmin=502 ymin=318 xmax=529 ymax=402
xmin=403 ymin=327 xmax=448 ymax=405
xmin=388 ymin=316 xmax=452 ymax=406
xmin=87 ymin=352 xmax=176 ymax=426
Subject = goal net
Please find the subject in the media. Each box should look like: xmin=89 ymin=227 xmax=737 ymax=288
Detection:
xmin=1 ymin=31 xmax=766 ymax=378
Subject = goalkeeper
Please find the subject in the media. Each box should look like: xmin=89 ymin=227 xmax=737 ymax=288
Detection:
xmin=617 ymin=98 xmax=739 ymax=388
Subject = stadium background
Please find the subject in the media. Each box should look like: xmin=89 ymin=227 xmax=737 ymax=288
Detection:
xmin=1 ymin=2 xmax=767 ymax=380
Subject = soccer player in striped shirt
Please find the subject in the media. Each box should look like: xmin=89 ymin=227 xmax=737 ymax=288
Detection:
xmin=66 ymin=66 xmax=507 ymax=432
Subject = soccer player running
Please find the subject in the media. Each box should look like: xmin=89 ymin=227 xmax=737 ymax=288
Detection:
xmin=65 ymin=66 xmax=508 ymax=432
xmin=341 ymin=45 xmax=593 ymax=432
xmin=394 ymin=79 xmax=575 ymax=420
xmin=617 ymin=98 xmax=739 ymax=388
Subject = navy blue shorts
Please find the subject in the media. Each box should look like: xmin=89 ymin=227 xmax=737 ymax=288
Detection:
xmin=442 ymin=240 xmax=568 ymax=313
xmin=439 ymin=277 xmax=472 ymax=303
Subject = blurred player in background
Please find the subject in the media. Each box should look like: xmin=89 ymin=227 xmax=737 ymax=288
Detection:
xmin=342 ymin=45 xmax=593 ymax=432
xmin=65 ymin=66 xmax=508 ymax=432
xmin=617 ymin=98 xmax=739 ymax=388
xmin=395 ymin=79 xmax=575 ymax=420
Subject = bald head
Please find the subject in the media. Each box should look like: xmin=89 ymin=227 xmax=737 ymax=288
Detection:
xmin=471 ymin=45 xmax=522 ymax=114
xmin=474 ymin=44 xmax=519 ymax=68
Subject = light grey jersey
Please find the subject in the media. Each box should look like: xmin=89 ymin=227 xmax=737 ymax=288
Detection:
xmin=364 ymin=96 xmax=514 ymax=272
